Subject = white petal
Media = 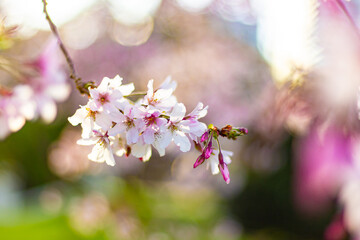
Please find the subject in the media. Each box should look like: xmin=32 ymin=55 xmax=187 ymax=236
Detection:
xmin=108 ymin=109 xmax=126 ymax=123
xmin=131 ymin=142 xmax=149 ymax=158
xmin=8 ymin=116 xmax=25 ymax=132
xmin=109 ymin=75 xmax=123 ymax=89
xmin=126 ymin=127 xmax=139 ymax=144
xmin=13 ymin=85 xmax=36 ymax=119
xmin=154 ymin=88 xmax=173 ymax=101
xmin=112 ymin=136 xmax=126 ymax=157
xmin=104 ymin=145 xmax=116 ymax=166
xmin=45 ymin=83 xmax=71 ymax=102
xmin=19 ymin=100 xmax=36 ymax=120
xmin=189 ymin=102 xmax=208 ymax=119
xmin=156 ymin=95 xmax=177 ymax=111
xmin=222 ymin=150 xmax=233 ymax=164
xmin=40 ymin=99 xmax=57 ymax=123
xmin=89 ymin=88 xmax=99 ymax=100
xmin=68 ymin=107 xmax=88 ymax=126
xmin=173 ymin=130 xmax=191 ymax=152
xmin=207 ymin=155 xmax=220 ymax=175
xmin=81 ymin=117 xmax=95 ymax=139
xmin=153 ymin=130 xmax=172 ymax=152
xmin=142 ymin=145 xmax=152 ymax=162
xmin=88 ymin=143 xmax=106 ymax=163
xmin=0 ymin=117 xmax=9 ymax=139
xmin=181 ymin=121 xmax=207 ymax=136
xmin=147 ymin=79 xmax=154 ymax=98
xmin=114 ymin=98 xmax=131 ymax=111
xmin=143 ymin=128 xmax=155 ymax=144
xmin=108 ymin=123 xmax=126 ymax=136
xmin=97 ymin=77 xmax=110 ymax=92
xmin=13 ymin=84 xmax=33 ymax=99
xmin=77 ymin=137 xmax=98 ymax=145
xmin=159 ymin=75 xmax=177 ymax=91
xmin=95 ymin=111 xmax=113 ymax=131
xmin=153 ymin=142 xmax=165 ymax=156
xmin=169 ymin=103 xmax=186 ymax=123
xmin=119 ymin=83 xmax=135 ymax=96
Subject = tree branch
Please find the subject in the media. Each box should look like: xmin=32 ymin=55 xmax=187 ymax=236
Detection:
xmin=41 ymin=0 xmax=91 ymax=95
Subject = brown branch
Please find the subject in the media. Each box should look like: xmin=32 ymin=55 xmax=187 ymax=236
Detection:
xmin=41 ymin=0 xmax=91 ymax=95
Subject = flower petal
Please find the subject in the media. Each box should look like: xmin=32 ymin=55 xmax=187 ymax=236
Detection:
xmin=119 ymin=83 xmax=135 ymax=96
xmin=169 ymin=103 xmax=186 ymax=123
xmin=126 ymin=127 xmax=139 ymax=144
xmin=173 ymin=130 xmax=191 ymax=152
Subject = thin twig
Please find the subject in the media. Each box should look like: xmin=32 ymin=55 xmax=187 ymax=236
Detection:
xmin=125 ymin=91 xmax=147 ymax=97
xmin=41 ymin=0 xmax=90 ymax=95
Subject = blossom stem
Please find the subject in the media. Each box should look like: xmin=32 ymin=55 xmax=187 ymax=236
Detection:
xmin=41 ymin=0 xmax=89 ymax=96
xmin=215 ymin=136 xmax=221 ymax=152
xmin=125 ymin=91 xmax=147 ymax=97
xmin=159 ymin=114 xmax=170 ymax=119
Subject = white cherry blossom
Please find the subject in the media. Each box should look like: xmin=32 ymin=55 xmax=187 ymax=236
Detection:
xmin=143 ymin=76 xmax=177 ymax=111
xmin=182 ymin=102 xmax=208 ymax=142
xmin=77 ymin=130 xmax=115 ymax=166
xmin=67 ymin=75 xmax=243 ymax=184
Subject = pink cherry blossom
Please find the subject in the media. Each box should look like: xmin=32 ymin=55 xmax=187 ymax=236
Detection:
xmin=27 ymin=39 xmax=70 ymax=123
xmin=0 ymin=85 xmax=35 ymax=139
xmin=108 ymin=105 xmax=144 ymax=144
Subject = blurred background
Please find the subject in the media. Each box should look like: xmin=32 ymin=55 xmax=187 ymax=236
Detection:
xmin=1 ymin=0 xmax=360 ymax=239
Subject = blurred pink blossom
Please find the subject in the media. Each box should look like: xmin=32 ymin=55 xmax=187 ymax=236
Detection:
xmin=27 ymin=39 xmax=70 ymax=123
xmin=294 ymin=123 xmax=353 ymax=215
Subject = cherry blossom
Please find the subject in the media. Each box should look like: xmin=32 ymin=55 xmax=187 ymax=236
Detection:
xmin=69 ymin=75 xmax=247 ymax=183
xmin=77 ymin=130 xmax=115 ymax=166
xmin=108 ymin=105 xmax=144 ymax=144
xmin=0 ymin=85 xmax=35 ymax=139
xmin=27 ymin=40 xmax=70 ymax=123
xmin=142 ymin=76 xmax=177 ymax=111
xmin=0 ymin=40 xmax=71 ymax=139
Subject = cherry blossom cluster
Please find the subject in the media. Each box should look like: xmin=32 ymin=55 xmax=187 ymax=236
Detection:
xmin=0 ymin=40 xmax=70 ymax=139
xmin=69 ymin=75 xmax=247 ymax=183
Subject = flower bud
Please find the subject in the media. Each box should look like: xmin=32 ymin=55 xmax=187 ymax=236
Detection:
xmin=237 ymin=127 xmax=248 ymax=135
xmin=218 ymin=151 xmax=224 ymax=164
xmin=204 ymin=140 xmax=213 ymax=159
xmin=218 ymin=162 xmax=230 ymax=184
xmin=193 ymin=153 xmax=206 ymax=168
xmin=220 ymin=125 xmax=232 ymax=136
xmin=200 ymin=131 xmax=209 ymax=143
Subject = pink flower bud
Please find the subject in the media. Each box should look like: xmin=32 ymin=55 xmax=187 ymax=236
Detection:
xmin=200 ymin=131 xmax=209 ymax=142
xmin=193 ymin=153 xmax=206 ymax=168
xmin=204 ymin=140 xmax=213 ymax=159
xmin=218 ymin=151 xmax=224 ymax=164
xmin=218 ymin=151 xmax=230 ymax=184
xmin=237 ymin=127 xmax=248 ymax=135
xmin=218 ymin=161 xmax=230 ymax=184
